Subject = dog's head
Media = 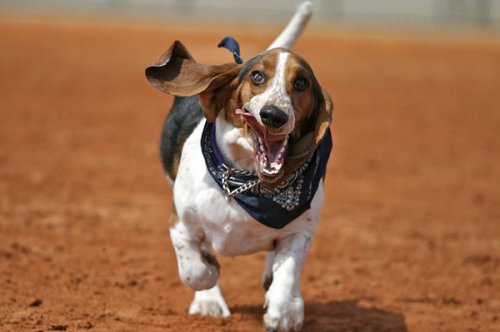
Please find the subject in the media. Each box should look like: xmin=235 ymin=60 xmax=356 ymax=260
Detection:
xmin=146 ymin=41 xmax=332 ymax=185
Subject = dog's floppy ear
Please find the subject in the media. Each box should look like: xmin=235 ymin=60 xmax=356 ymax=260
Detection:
xmin=146 ymin=41 xmax=241 ymax=122
xmin=314 ymin=88 xmax=333 ymax=144
xmin=292 ymin=87 xmax=333 ymax=157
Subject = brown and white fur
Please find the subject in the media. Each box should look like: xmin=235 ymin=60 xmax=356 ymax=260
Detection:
xmin=146 ymin=2 xmax=333 ymax=331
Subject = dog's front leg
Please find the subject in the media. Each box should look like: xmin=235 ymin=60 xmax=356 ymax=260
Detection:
xmin=170 ymin=224 xmax=230 ymax=317
xmin=169 ymin=223 xmax=219 ymax=291
xmin=263 ymin=232 xmax=312 ymax=332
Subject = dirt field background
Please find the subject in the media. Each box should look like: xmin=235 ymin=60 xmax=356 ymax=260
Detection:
xmin=0 ymin=14 xmax=499 ymax=331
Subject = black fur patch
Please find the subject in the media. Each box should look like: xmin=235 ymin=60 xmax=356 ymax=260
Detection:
xmin=160 ymin=96 xmax=204 ymax=180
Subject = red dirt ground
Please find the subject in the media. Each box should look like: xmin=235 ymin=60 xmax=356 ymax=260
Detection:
xmin=0 ymin=15 xmax=499 ymax=332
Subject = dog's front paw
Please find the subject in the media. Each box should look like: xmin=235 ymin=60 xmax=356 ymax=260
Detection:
xmin=263 ymin=294 xmax=304 ymax=332
xmin=188 ymin=286 xmax=230 ymax=318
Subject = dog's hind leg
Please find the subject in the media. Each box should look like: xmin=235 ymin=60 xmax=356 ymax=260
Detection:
xmin=189 ymin=283 xmax=230 ymax=317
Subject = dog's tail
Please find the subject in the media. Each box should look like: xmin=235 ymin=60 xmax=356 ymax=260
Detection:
xmin=267 ymin=1 xmax=313 ymax=50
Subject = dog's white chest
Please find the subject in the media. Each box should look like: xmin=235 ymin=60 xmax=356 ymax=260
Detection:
xmin=173 ymin=121 xmax=273 ymax=256
xmin=173 ymin=121 xmax=320 ymax=257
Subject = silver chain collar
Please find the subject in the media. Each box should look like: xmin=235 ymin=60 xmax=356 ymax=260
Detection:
xmin=221 ymin=164 xmax=260 ymax=200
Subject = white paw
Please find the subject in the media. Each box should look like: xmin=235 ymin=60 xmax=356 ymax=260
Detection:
xmin=188 ymin=286 xmax=230 ymax=318
xmin=263 ymin=294 xmax=304 ymax=332
xmin=180 ymin=260 xmax=219 ymax=291
xmin=176 ymin=251 xmax=220 ymax=291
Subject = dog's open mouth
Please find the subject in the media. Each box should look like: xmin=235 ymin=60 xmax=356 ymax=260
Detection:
xmin=236 ymin=109 xmax=288 ymax=180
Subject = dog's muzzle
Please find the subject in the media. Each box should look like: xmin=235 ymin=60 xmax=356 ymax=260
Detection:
xmin=259 ymin=105 xmax=289 ymax=130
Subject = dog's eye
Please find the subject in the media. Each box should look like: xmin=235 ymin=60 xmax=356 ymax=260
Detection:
xmin=294 ymin=76 xmax=309 ymax=92
xmin=250 ymin=71 xmax=266 ymax=85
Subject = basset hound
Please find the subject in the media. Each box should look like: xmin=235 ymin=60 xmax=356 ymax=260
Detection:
xmin=146 ymin=2 xmax=333 ymax=331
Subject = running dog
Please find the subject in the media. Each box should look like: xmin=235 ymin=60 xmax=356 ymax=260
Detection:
xmin=146 ymin=2 xmax=333 ymax=331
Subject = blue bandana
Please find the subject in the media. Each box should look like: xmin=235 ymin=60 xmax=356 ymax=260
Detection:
xmin=201 ymin=122 xmax=332 ymax=229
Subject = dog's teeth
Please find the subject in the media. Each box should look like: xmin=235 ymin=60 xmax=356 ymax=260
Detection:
xmin=256 ymin=135 xmax=288 ymax=177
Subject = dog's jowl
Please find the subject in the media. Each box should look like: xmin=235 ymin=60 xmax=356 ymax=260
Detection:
xmin=145 ymin=2 xmax=333 ymax=331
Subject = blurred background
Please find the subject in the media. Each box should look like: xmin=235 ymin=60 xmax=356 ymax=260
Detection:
xmin=2 ymin=0 xmax=500 ymax=31
xmin=1 ymin=1 xmax=499 ymax=332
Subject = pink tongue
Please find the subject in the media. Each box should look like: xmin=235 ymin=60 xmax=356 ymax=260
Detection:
xmin=235 ymin=108 xmax=264 ymax=137
xmin=235 ymin=108 xmax=286 ymax=164
xmin=264 ymin=140 xmax=283 ymax=163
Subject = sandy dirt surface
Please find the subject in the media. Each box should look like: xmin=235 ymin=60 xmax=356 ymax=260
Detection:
xmin=0 ymin=15 xmax=499 ymax=331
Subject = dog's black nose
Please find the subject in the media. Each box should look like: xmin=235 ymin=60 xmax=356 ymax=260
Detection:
xmin=259 ymin=106 xmax=288 ymax=129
